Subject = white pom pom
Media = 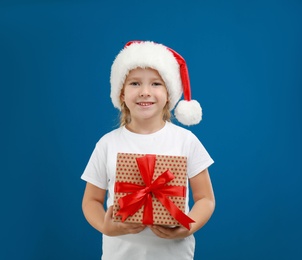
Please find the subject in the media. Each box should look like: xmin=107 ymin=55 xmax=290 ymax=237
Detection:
xmin=174 ymin=100 xmax=202 ymax=126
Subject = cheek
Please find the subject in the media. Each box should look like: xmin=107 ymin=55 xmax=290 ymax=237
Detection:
xmin=121 ymin=92 xmax=133 ymax=106
xmin=163 ymin=90 xmax=169 ymax=102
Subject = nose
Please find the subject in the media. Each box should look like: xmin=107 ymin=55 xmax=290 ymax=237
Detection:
xmin=139 ymin=85 xmax=151 ymax=97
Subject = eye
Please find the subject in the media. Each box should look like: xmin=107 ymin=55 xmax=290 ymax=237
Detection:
xmin=129 ymin=81 xmax=140 ymax=86
xmin=152 ymin=82 xmax=163 ymax=86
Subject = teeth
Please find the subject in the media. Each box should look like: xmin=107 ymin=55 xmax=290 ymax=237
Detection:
xmin=138 ymin=102 xmax=153 ymax=106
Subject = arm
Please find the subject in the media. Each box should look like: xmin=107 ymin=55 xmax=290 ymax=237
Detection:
xmin=82 ymin=182 xmax=146 ymax=236
xmin=149 ymin=168 xmax=215 ymax=239
xmin=187 ymin=168 xmax=215 ymax=233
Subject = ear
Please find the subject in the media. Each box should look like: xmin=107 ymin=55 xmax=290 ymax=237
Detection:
xmin=120 ymin=93 xmax=125 ymax=103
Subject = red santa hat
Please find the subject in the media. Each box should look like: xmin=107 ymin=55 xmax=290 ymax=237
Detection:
xmin=110 ymin=41 xmax=202 ymax=126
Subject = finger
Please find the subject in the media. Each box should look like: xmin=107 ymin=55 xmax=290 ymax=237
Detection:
xmin=120 ymin=223 xmax=146 ymax=234
xmin=149 ymin=226 xmax=168 ymax=238
xmin=151 ymin=225 xmax=170 ymax=234
xmin=123 ymin=221 xmax=144 ymax=227
xmin=150 ymin=225 xmax=183 ymax=239
xmin=106 ymin=206 xmax=114 ymax=218
xmin=131 ymin=226 xmax=146 ymax=233
xmin=120 ymin=221 xmax=145 ymax=229
xmin=153 ymin=230 xmax=168 ymax=238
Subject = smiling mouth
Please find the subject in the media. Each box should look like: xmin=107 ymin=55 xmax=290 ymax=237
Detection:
xmin=137 ymin=102 xmax=154 ymax=106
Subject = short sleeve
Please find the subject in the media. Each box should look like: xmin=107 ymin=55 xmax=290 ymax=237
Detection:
xmin=81 ymin=142 xmax=108 ymax=189
xmin=186 ymin=133 xmax=214 ymax=179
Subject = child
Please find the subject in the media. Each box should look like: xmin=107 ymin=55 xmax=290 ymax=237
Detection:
xmin=81 ymin=41 xmax=215 ymax=260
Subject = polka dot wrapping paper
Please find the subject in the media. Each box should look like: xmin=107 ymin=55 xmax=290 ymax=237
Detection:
xmin=113 ymin=153 xmax=189 ymax=227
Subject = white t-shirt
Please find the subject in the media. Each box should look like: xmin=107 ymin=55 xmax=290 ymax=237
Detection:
xmin=81 ymin=122 xmax=214 ymax=260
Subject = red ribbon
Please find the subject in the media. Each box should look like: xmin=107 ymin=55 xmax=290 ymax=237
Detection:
xmin=114 ymin=154 xmax=195 ymax=230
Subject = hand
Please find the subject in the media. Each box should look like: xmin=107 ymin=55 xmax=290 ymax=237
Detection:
xmin=148 ymin=225 xmax=191 ymax=239
xmin=102 ymin=206 xmax=146 ymax=236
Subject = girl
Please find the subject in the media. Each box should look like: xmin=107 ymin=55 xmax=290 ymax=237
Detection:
xmin=81 ymin=41 xmax=215 ymax=260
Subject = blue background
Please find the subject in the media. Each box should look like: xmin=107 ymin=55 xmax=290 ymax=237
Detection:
xmin=1 ymin=0 xmax=301 ymax=259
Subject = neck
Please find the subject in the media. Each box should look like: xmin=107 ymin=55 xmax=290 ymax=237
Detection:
xmin=126 ymin=120 xmax=166 ymax=134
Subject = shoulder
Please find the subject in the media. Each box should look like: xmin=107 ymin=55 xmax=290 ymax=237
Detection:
xmin=166 ymin=122 xmax=196 ymax=139
xmin=95 ymin=127 xmax=123 ymax=146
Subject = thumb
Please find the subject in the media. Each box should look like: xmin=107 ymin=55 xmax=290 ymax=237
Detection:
xmin=106 ymin=205 xmax=114 ymax=218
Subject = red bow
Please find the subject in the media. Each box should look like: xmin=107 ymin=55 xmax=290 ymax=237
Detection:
xmin=114 ymin=154 xmax=195 ymax=230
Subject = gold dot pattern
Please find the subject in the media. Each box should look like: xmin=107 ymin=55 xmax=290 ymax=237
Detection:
xmin=113 ymin=153 xmax=188 ymax=227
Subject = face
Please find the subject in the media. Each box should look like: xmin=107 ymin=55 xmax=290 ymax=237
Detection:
xmin=121 ymin=68 xmax=168 ymax=124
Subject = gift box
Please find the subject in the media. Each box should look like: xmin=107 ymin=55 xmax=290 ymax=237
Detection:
xmin=113 ymin=153 xmax=194 ymax=230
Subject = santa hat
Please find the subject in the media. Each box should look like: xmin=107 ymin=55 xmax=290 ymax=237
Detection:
xmin=110 ymin=41 xmax=202 ymax=126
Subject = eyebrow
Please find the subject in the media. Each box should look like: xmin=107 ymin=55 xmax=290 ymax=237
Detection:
xmin=125 ymin=76 xmax=140 ymax=81
xmin=125 ymin=76 xmax=164 ymax=82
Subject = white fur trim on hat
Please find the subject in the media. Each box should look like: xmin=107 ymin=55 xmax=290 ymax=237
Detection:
xmin=110 ymin=41 xmax=182 ymax=111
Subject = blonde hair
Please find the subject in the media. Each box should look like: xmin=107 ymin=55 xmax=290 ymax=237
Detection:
xmin=119 ymin=90 xmax=171 ymax=127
